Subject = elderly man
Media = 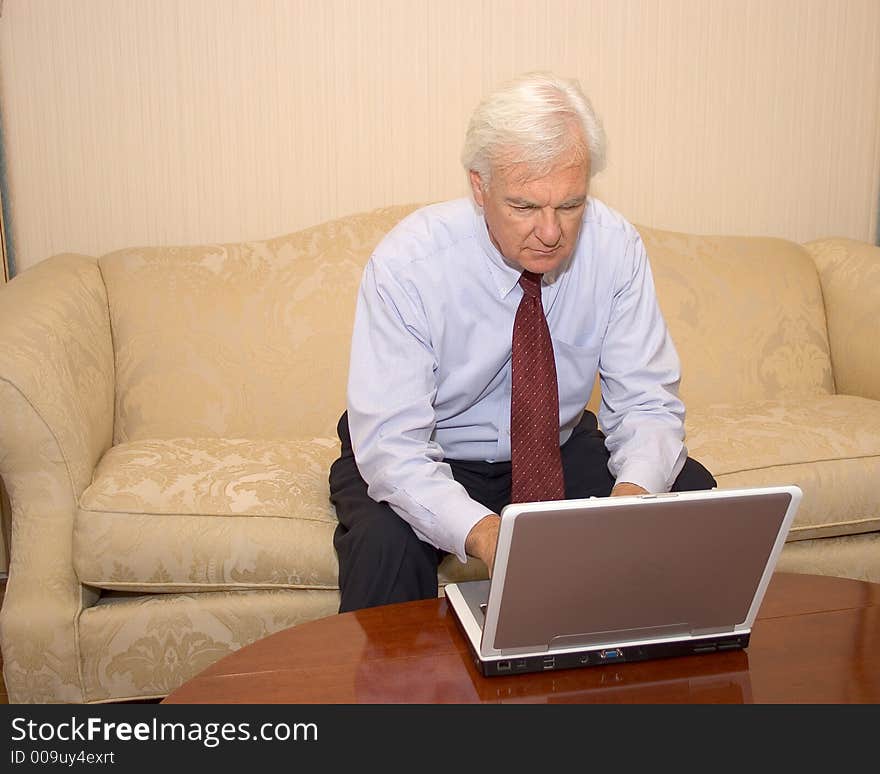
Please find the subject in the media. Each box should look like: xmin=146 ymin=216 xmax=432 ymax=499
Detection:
xmin=329 ymin=72 xmax=716 ymax=612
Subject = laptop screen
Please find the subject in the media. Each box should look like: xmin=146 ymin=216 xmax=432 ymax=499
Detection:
xmin=487 ymin=490 xmax=796 ymax=651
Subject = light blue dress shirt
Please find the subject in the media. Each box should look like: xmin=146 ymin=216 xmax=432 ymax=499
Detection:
xmin=346 ymin=196 xmax=687 ymax=562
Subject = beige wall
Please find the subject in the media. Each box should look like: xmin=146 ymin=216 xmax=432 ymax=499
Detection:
xmin=0 ymin=0 xmax=879 ymax=272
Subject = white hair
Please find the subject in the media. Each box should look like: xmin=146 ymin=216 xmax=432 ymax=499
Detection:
xmin=461 ymin=71 xmax=606 ymax=186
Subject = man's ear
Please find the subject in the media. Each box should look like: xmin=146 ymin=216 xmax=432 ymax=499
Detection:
xmin=469 ymin=170 xmax=485 ymax=207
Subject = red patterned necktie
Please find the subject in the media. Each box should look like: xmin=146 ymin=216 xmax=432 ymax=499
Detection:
xmin=510 ymin=270 xmax=566 ymax=503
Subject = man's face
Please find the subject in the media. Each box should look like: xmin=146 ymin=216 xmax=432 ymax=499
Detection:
xmin=470 ymin=156 xmax=589 ymax=274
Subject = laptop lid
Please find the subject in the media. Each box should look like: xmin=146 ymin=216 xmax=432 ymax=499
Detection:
xmin=476 ymin=485 xmax=801 ymax=659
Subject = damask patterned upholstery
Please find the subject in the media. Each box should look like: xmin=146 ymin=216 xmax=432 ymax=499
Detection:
xmin=0 ymin=204 xmax=878 ymax=703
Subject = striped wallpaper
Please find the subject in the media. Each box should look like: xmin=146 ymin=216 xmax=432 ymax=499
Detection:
xmin=0 ymin=0 xmax=878 ymax=273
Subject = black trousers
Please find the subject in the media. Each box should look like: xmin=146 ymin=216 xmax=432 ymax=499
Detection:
xmin=329 ymin=410 xmax=716 ymax=613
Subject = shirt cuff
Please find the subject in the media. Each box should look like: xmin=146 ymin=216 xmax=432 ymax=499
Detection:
xmin=389 ymin=485 xmax=496 ymax=565
xmin=613 ymin=461 xmax=670 ymax=495
xmin=443 ymin=495 xmax=497 ymax=565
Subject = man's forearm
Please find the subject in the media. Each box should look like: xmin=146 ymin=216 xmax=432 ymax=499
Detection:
xmin=465 ymin=513 xmax=501 ymax=576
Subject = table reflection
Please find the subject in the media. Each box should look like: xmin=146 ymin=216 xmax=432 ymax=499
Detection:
xmin=351 ymin=599 xmax=752 ymax=704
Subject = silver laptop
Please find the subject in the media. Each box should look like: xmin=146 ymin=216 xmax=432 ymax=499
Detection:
xmin=445 ymin=485 xmax=802 ymax=677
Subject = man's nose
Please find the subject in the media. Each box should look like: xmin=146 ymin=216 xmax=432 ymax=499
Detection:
xmin=535 ymin=208 xmax=562 ymax=246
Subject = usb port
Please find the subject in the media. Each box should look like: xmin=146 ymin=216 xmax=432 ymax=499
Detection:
xmin=599 ymin=648 xmax=623 ymax=660
xmin=543 ymin=656 xmax=555 ymax=669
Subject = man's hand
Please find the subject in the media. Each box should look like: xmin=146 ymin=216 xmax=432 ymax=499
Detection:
xmin=465 ymin=513 xmax=501 ymax=577
xmin=611 ymin=481 xmax=649 ymax=497
xmin=465 ymin=485 xmax=647 ymax=576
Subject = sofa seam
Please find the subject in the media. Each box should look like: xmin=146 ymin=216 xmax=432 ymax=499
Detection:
xmin=80 ymin=582 xmax=339 ymax=593
xmin=85 ymin=693 xmax=166 ymax=705
xmin=788 ymin=517 xmax=880 ymax=536
xmin=805 ymin=242 xmax=840 ymax=395
xmin=95 ymin=258 xmax=119 ymax=448
xmin=77 ymin=504 xmax=335 ymax=525
xmin=0 ymin=376 xmax=82 ymax=500
xmin=713 ymin=452 xmax=880 ymax=478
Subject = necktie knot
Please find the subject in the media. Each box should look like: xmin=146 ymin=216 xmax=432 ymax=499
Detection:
xmin=519 ymin=270 xmax=543 ymax=298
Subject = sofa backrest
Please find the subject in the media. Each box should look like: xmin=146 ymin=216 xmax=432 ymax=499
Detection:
xmin=638 ymin=226 xmax=834 ymax=408
xmin=100 ymin=205 xmax=421 ymax=443
xmin=100 ymin=203 xmax=834 ymax=443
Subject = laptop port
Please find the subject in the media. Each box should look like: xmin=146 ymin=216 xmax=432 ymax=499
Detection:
xmin=599 ymin=648 xmax=623 ymax=660
xmin=497 ymin=660 xmax=511 ymax=671
xmin=543 ymin=656 xmax=555 ymax=669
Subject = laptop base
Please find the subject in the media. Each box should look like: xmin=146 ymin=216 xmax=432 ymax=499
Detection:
xmin=445 ymin=486 xmax=799 ymax=678
xmin=456 ymin=620 xmax=751 ymax=677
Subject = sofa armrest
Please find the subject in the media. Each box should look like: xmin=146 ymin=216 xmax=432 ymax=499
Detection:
xmin=0 ymin=254 xmax=114 ymax=702
xmin=805 ymin=238 xmax=880 ymax=401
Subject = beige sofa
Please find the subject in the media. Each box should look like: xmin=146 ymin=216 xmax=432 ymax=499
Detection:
xmin=1 ymin=203 xmax=878 ymax=704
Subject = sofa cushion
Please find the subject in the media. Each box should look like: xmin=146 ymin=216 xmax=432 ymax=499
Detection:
xmin=686 ymin=394 xmax=880 ymax=540
xmin=74 ymin=436 xmax=486 ymax=592
xmin=638 ymin=226 xmax=835 ymax=409
xmin=98 ymin=206 xmax=420 ymax=445
xmin=75 ymin=437 xmax=341 ymax=592
xmin=775 ymin=532 xmax=880 ymax=584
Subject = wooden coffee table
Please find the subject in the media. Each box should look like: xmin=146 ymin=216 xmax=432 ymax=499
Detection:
xmin=163 ymin=572 xmax=880 ymax=703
